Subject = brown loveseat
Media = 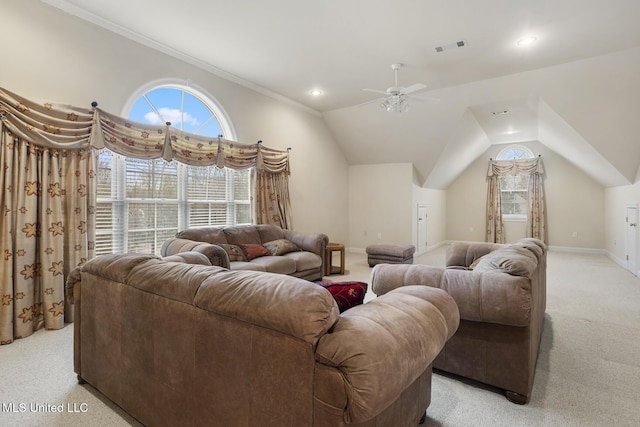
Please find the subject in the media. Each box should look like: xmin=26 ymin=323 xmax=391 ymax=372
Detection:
xmin=69 ymin=253 xmax=460 ymax=427
xmin=371 ymin=238 xmax=546 ymax=404
xmin=161 ymin=224 xmax=327 ymax=281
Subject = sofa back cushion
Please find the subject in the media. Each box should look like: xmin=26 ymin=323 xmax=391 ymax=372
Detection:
xmin=195 ymin=269 xmax=339 ymax=345
xmin=472 ymin=245 xmax=538 ymax=278
xmin=224 ymin=226 xmax=261 ymax=245
xmin=446 ymin=241 xmax=501 ymax=268
xmin=80 ymin=254 xmax=339 ymax=345
xmin=176 ymin=227 xmax=228 ymax=245
xmin=256 ymin=224 xmax=286 ymax=243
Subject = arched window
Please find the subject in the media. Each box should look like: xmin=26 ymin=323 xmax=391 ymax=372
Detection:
xmin=96 ymin=83 xmax=251 ymax=255
xmin=496 ymin=145 xmax=534 ymax=221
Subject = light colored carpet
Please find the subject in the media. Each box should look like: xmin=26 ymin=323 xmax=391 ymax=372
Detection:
xmin=1 ymin=246 xmax=639 ymax=426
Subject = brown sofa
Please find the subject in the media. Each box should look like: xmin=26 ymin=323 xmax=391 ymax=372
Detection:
xmin=371 ymin=238 xmax=546 ymax=404
xmin=161 ymin=224 xmax=328 ymax=281
xmin=68 ymin=253 xmax=460 ymax=427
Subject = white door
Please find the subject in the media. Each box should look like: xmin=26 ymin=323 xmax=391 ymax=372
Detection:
xmin=417 ymin=204 xmax=428 ymax=255
xmin=626 ymin=204 xmax=638 ymax=276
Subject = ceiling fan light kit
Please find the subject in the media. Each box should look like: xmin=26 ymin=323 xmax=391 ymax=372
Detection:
xmin=381 ymin=95 xmax=409 ymax=113
xmin=362 ymin=63 xmax=428 ymax=113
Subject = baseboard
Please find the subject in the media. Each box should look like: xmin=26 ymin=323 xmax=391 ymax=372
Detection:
xmin=547 ymin=245 xmax=607 ymax=255
xmin=604 ymin=251 xmax=629 ymax=270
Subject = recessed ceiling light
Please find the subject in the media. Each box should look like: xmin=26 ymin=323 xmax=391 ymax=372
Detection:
xmin=517 ymin=36 xmax=537 ymax=46
xmin=310 ymin=89 xmax=323 ymax=96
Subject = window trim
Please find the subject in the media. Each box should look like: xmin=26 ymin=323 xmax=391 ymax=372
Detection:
xmin=122 ymin=78 xmax=237 ymax=140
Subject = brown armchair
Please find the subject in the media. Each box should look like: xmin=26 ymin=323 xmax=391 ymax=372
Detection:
xmin=371 ymin=238 xmax=546 ymax=404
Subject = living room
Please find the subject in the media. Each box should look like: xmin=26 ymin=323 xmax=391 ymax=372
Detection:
xmin=1 ymin=1 xmax=640 ymax=426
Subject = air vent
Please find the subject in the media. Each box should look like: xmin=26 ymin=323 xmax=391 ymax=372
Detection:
xmin=492 ymin=110 xmax=509 ymax=116
xmin=435 ymin=39 xmax=467 ymax=53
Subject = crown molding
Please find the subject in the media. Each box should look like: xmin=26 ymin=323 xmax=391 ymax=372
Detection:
xmin=40 ymin=0 xmax=322 ymax=117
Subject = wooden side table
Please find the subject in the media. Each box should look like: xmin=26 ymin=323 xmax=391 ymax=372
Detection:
xmin=325 ymin=243 xmax=345 ymax=276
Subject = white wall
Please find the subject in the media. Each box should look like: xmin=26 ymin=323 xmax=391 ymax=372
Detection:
xmin=348 ymin=163 xmax=414 ymax=251
xmin=1 ymin=0 xmax=349 ymax=241
xmin=412 ymin=175 xmax=447 ymax=252
xmin=447 ymin=141 xmax=606 ymax=249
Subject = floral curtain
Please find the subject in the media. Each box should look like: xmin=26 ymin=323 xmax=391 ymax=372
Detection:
xmin=257 ymin=170 xmax=292 ymax=229
xmin=486 ymin=156 xmax=546 ymax=243
xmin=486 ymin=174 xmax=504 ymax=243
xmin=0 ymin=88 xmax=95 ymax=345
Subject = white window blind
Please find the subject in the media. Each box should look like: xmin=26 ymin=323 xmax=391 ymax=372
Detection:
xmin=497 ymin=145 xmax=534 ymax=221
xmin=96 ymin=152 xmax=252 ymax=256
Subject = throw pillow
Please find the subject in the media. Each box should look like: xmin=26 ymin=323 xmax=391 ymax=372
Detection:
xmin=218 ymin=244 xmax=247 ymax=262
xmin=263 ymin=239 xmax=301 ymax=256
xmin=239 ymin=243 xmax=271 ymax=261
xmin=316 ymin=281 xmax=368 ymax=313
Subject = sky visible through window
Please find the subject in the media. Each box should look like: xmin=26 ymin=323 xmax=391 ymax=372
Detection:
xmin=128 ymin=87 xmax=223 ymax=137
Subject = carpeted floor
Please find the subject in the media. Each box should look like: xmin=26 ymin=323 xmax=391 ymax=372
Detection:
xmin=1 ymin=246 xmax=639 ymax=426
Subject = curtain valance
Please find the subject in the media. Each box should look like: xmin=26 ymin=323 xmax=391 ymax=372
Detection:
xmin=0 ymin=87 xmax=289 ymax=173
xmin=487 ymin=156 xmax=545 ymax=177
xmin=93 ymin=109 xmax=290 ymax=173
xmin=0 ymin=87 xmax=93 ymax=149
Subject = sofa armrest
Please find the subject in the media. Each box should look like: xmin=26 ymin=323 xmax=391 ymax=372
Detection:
xmin=314 ymin=286 xmax=459 ymax=424
xmin=283 ymin=229 xmax=328 ymax=256
xmin=161 ymin=237 xmax=230 ymax=269
xmin=371 ymin=263 xmax=533 ymax=327
xmin=162 ymin=251 xmax=212 ymax=265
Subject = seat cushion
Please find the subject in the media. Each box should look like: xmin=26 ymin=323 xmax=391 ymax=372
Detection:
xmin=249 ymin=256 xmax=296 ymax=275
xmin=284 ymin=251 xmax=322 ymax=272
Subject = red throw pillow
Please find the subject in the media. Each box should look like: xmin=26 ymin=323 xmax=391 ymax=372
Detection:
xmin=239 ymin=244 xmax=271 ymax=261
xmin=316 ymin=281 xmax=368 ymax=313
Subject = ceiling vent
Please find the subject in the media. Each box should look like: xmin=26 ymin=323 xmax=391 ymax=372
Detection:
xmin=435 ymin=39 xmax=467 ymax=53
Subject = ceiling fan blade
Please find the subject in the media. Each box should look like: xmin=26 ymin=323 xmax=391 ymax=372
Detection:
xmin=356 ymin=97 xmax=385 ymax=108
xmin=401 ymin=83 xmax=427 ymax=95
xmin=363 ymin=88 xmax=388 ymax=95
xmin=408 ymin=94 xmax=440 ymax=104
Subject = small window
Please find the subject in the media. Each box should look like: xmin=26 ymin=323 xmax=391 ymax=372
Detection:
xmin=496 ymin=146 xmax=534 ymax=221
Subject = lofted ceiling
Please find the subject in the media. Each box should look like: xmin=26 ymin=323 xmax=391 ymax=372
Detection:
xmin=42 ymin=0 xmax=640 ymax=188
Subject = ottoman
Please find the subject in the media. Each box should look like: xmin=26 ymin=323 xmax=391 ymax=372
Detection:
xmin=366 ymin=244 xmax=415 ymax=267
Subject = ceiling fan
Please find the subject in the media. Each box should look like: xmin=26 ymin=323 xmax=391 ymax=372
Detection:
xmin=361 ymin=63 xmax=431 ymax=113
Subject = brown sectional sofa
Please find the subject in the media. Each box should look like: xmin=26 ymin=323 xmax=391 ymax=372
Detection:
xmin=161 ymin=224 xmax=328 ymax=281
xmin=68 ymin=253 xmax=460 ymax=427
xmin=371 ymin=238 xmax=546 ymax=404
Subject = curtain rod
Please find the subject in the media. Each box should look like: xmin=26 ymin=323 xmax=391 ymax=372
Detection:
xmin=92 ymin=106 xmax=290 ymax=150
xmin=258 ymin=140 xmax=291 ymax=150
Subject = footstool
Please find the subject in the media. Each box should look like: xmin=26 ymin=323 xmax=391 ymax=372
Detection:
xmin=366 ymin=244 xmax=415 ymax=267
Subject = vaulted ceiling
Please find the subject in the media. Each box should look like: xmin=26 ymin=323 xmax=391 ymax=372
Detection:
xmin=43 ymin=0 xmax=640 ymax=188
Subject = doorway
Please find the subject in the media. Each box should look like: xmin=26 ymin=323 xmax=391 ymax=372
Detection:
xmin=417 ymin=204 xmax=428 ymax=255
xmin=625 ymin=204 xmax=638 ymax=276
